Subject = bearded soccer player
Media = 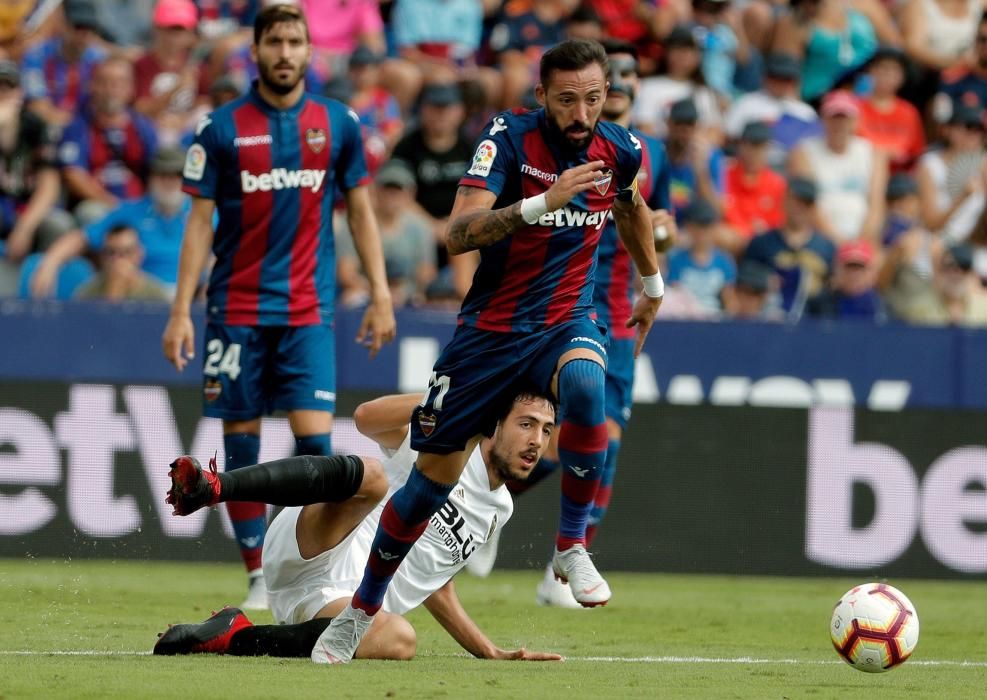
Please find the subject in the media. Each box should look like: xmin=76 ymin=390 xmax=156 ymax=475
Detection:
xmin=315 ymin=39 xmax=665 ymax=663
xmin=161 ymin=4 xmax=396 ymax=609
xmin=155 ymin=390 xmax=561 ymax=662
xmin=509 ymin=39 xmax=675 ymax=607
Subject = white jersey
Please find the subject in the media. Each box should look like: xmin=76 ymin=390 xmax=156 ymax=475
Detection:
xmin=263 ymin=435 xmax=514 ymax=623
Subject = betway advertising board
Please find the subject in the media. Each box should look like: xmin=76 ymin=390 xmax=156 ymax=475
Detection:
xmin=1 ymin=383 xmax=983 ymax=579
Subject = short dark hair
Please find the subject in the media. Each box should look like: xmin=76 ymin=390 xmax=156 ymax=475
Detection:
xmin=600 ymin=38 xmax=638 ymax=60
xmin=483 ymin=386 xmax=557 ymax=438
xmin=254 ymin=3 xmax=309 ymax=45
xmin=539 ymin=39 xmax=609 ymax=87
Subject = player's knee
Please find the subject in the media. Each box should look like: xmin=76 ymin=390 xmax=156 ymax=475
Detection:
xmin=358 ymin=457 xmax=389 ymax=503
xmin=558 ymin=360 xmax=606 ymax=410
xmin=381 ymin=615 xmax=417 ymax=660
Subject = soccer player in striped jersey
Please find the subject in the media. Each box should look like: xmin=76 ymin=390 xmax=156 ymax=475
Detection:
xmin=316 ymin=39 xmax=665 ymax=663
xmin=162 ymin=4 xmax=395 ymax=610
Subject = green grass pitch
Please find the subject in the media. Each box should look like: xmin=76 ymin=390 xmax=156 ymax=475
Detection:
xmin=1 ymin=560 xmax=985 ymax=699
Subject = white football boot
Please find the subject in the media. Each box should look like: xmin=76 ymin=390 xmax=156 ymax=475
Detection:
xmin=551 ymin=544 xmax=611 ymax=607
xmin=311 ymin=603 xmax=374 ymax=664
xmin=535 ymin=564 xmax=582 ymax=609
xmin=240 ymin=570 xmax=269 ymax=611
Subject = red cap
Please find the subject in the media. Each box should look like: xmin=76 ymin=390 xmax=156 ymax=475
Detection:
xmin=821 ymin=90 xmax=860 ymax=118
xmin=153 ymin=0 xmax=197 ymax=29
xmin=837 ymin=239 xmax=875 ymax=266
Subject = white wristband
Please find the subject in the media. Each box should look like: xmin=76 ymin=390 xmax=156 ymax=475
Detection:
xmin=641 ymin=271 xmax=664 ymax=298
xmin=520 ymin=193 xmax=549 ymax=225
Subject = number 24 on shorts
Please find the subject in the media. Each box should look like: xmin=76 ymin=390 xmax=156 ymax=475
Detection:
xmin=203 ymin=339 xmax=242 ymax=381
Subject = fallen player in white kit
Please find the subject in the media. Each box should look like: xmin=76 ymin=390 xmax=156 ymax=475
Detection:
xmin=154 ymin=389 xmax=562 ymax=662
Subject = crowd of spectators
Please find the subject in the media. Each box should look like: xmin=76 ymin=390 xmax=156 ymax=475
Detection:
xmin=2 ymin=0 xmax=987 ymax=327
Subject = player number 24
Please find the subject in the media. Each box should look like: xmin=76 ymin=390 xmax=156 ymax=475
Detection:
xmin=204 ymin=340 xmax=242 ymax=381
xmin=421 ymin=373 xmax=452 ymax=410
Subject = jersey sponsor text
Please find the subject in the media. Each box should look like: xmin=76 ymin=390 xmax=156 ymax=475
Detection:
xmin=240 ymin=168 xmax=327 ymax=193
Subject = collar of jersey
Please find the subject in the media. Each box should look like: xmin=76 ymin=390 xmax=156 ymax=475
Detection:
xmin=248 ymin=80 xmax=308 ymax=117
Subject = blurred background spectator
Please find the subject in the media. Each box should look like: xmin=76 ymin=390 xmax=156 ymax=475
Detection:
xmin=742 ymin=176 xmax=836 ymax=315
xmin=789 ymin=90 xmax=887 ymax=244
xmin=721 ymin=120 xmax=785 ymax=254
xmin=855 ymin=47 xmax=926 ymax=173
xmin=336 ymin=160 xmax=437 ymax=308
xmin=933 ymin=11 xmax=987 ymax=121
xmin=729 ymin=259 xmax=780 ymax=321
xmin=666 ymin=198 xmax=736 ymax=316
xmin=806 ymin=239 xmax=885 ymax=321
xmin=664 ymin=97 xmax=724 ymax=222
xmin=73 ymin=223 xmax=172 ymax=301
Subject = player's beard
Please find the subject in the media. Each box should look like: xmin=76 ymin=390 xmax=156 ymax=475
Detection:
xmin=545 ymin=105 xmax=596 ymax=152
xmin=257 ymin=58 xmax=306 ymax=96
xmin=488 ymin=440 xmax=537 ymax=483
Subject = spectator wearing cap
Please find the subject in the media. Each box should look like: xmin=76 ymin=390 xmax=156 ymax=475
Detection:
xmin=885 ymin=242 xmax=987 ymax=326
xmin=633 ymin=25 xmax=722 ymax=140
xmin=335 ymin=160 xmax=437 ymax=309
xmin=724 ymin=53 xmax=820 ymax=169
xmin=19 ymin=0 xmax=107 ymax=129
xmin=933 ymin=13 xmax=987 ymax=121
xmin=730 ymin=260 xmax=781 ymax=321
xmin=806 ymin=239 xmax=885 ymax=321
xmin=73 ymin=224 xmax=172 ymax=302
xmin=666 ymin=199 xmax=736 ymax=316
xmin=134 ymin=0 xmax=209 ymax=144
xmin=916 ymin=102 xmax=986 ymax=246
xmin=882 ymin=173 xmax=927 ymax=248
xmin=771 ymin=0 xmax=897 ymax=102
xmin=0 ymin=60 xmax=75 ymax=295
xmin=392 ymin=83 xmax=473 ymax=271
xmin=31 ymin=147 xmax=190 ymax=299
xmin=790 ymin=89 xmax=888 ymax=244
xmin=664 ymin=97 xmax=725 ymax=225
xmin=347 ymin=45 xmax=403 ymax=176
xmin=489 ymin=0 xmax=568 ymax=110
xmin=856 ymin=47 xmax=926 ymax=173
xmin=721 ymin=121 xmax=786 ymax=253
xmin=742 ymin=176 xmax=836 ymax=313
xmin=58 ymin=55 xmax=159 ymax=219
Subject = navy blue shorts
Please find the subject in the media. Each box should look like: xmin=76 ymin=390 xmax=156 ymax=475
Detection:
xmin=201 ymin=323 xmax=336 ymax=420
xmin=410 ymin=318 xmax=608 ymax=454
xmin=605 ymin=337 xmax=635 ymax=430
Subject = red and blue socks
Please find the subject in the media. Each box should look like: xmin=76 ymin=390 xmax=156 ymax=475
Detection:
xmin=586 ymin=437 xmax=620 ymax=548
xmin=556 ymin=359 xmax=608 ymax=551
xmin=223 ymin=432 xmax=264 ymax=573
xmin=352 ymin=465 xmax=453 ymax=615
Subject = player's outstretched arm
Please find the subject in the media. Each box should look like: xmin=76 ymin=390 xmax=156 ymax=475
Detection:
xmin=353 ymin=393 xmax=423 ymax=451
xmin=162 ymin=197 xmax=215 ymax=372
xmin=613 ymin=191 xmax=663 ymax=358
xmin=446 ymin=161 xmax=607 ymax=255
xmin=345 ymin=185 xmax=397 ymax=359
xmin=423 ymin=579 xmax=563 ymax=661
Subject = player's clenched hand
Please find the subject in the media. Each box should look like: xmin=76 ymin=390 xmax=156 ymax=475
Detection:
xmin=356 ymin=296 xmax=397 ymax=359
xmin=626 ymin=293 xmax=662 ymax=358
xmin=492 ymin=647 xmax=564 ymax=661
xmin=544 ymin=160 xmax=607 ymax=211
xmin=651 ymin=208 xmax=677 ymax=253
xmin=162 ymin=314 xmax=196 ymax=372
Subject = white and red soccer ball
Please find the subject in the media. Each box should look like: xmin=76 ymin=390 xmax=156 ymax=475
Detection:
xmin=830 ymin=583 xmax=920 ymax=673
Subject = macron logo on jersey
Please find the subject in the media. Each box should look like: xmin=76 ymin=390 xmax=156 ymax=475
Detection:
xmin=240 ymin=168 xmax=327 ymax=193
xmin=521 ymin=163 xmax=558 ymax=183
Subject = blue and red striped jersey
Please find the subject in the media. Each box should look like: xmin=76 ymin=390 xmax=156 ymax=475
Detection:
xmin=20 ymin=38 xmax=106 ymax=113
xmin=593 ymin=128 xmax=670 ymax=339
xmin=183 ymin=84 xmax=369 ymax=326
xmin=458 ymin=108 xmax=642 ymax=333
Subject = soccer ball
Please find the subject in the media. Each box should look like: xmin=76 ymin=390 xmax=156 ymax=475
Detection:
xmin=830 ymin=583 xmax=919 ymax=673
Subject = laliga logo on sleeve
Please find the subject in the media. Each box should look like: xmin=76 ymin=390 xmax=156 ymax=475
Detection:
xmin=594 ymin=168 xmax=613 ymax=195
xmin=184 ymin=144 xmax=207 ymax=181
xmin=467 ymin=139 xmax=497 ymax=177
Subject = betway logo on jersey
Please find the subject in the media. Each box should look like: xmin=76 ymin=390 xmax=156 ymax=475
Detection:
xmin=537 ymin=208 xmax=609 ymax=230
xmin=240 ymin=168 xmax=326 ymax=193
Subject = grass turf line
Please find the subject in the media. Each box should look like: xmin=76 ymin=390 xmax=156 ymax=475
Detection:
xmin=0 ymin=559 xmax=985 ymax=699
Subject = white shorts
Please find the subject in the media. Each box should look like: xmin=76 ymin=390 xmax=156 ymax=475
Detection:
xmin=262 ymin=505 xmax=376 ymax=625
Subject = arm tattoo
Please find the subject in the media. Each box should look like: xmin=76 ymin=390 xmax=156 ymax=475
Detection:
xmin=447 ymin=191 xmax=525 ymax=255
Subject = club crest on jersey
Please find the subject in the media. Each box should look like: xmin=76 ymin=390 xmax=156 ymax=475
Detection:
xmin=204 ymin=379 xmax=222 ymax=402
xmin=418 ymin=412 xmax=438 ymax=437
xmin=594 ymin=168 xmax=613 ymax=195
xmin=305 ymin=128 xmax=327 ymax=153
xmin=467 ymin=139 xmax=497 ymax=177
